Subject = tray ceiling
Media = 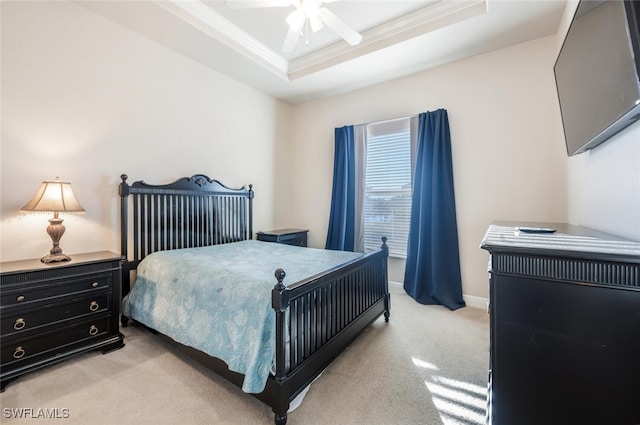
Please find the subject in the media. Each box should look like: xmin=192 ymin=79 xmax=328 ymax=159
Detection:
xmin=77 ymin=0 xmax=567 ymax=105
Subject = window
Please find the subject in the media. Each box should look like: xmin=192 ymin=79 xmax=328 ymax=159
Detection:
xmin=362 ymin=118 xmax=413 ymax=258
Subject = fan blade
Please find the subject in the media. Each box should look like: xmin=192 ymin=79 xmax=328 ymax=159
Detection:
xmin=224 ymin=0 xmax=294 ymax=9
xmin=309 ymin=15 xmax=324 ymax=33
xmin=318 ymin=7 xmax=362 ymax=46
xmin=282 ymin=25 xmax=301 ymax=52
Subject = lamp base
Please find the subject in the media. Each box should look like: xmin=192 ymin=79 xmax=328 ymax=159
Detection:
xmin=41 ymin=214 xmax=72 ymax=263
xmin=41 ymin=253 xmax=71 ymax=263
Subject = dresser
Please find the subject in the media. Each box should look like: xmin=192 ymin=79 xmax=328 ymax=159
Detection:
xmin=256 ymin=229 xmax=308 ymax=247
xmin=1 ymin=251 xmax=125 ymax=391
xmin=481 ymin=223 xmax=640 ymax=425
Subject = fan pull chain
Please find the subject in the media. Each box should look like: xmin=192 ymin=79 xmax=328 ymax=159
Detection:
xmin=304 ymin=18 xmax=310 ymax=45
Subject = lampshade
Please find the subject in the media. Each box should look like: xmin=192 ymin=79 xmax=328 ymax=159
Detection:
xmin=21 ymin=178 xmax=85 ymax=213
xmin=20 ymin=177 xmax=85 ymax=263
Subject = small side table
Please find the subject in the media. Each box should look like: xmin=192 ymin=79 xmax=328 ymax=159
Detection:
xmin=256 ymin=229 xmax=308 ymax=247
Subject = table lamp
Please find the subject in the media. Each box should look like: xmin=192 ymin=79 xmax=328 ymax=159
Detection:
xmin=20 ymin=177 xmax=85 ymax=263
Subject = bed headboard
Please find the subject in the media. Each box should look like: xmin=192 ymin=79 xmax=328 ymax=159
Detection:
xmin=119 ymin=174 xmax=254 ymax=294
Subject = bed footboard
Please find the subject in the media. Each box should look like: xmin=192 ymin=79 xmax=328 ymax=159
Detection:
xmin=269 ymin=238 xmax=390 ymax=423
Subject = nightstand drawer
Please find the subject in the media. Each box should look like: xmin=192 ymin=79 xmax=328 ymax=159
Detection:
xmin=1 ymin=294 xmax=111 ymax=336
xmin=1 ymin=316 xmax=112 ymax=367
xmin=1 ymin=273 xmax=112 ymax=307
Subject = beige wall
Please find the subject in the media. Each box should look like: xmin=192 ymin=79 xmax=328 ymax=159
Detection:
xmin=555 ymin=1 xmax=640 ymax=241
xmin=1 ymin=1 xmax=290 ymax=262
xmin=284 ymin=36 xmax=568 ymax=302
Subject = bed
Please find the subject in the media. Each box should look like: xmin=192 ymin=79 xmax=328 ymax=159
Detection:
xmin=118 ymin=174 xmax=390 ymax=424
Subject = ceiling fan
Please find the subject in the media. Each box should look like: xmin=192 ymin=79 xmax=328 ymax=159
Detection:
xmin=225 ymin=0 xmax=363 ymax=53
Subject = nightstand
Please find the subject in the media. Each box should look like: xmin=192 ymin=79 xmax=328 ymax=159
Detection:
xmin=0 ymin=251 xmax=125 ymax=391
xmin=256 ymin=229 xmax=309 ymax=247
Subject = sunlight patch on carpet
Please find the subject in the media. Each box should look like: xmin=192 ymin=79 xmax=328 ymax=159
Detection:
xmin=411 ymin=359 xmax=487 ymax=425
xmin=424 ymin=376 xmax=486 ymax=424
xmin=411 ymin=357 xmax=439 ymax=370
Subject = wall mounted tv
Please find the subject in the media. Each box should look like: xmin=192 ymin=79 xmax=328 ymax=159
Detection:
xmin=554 ymin=0 xmax=640 ymax=156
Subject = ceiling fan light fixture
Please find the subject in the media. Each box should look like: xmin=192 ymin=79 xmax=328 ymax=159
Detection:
xmin=230 ymin=0 xmax=362 ymax=52
xmin=299 ymin=0 xmax=321 ymax=17
xmin=286 ymin=8 xmax=305 ymax=30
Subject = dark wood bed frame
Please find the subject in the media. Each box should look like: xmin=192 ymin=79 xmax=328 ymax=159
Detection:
xmin=119 ymin=174 xmax=390 ymax=424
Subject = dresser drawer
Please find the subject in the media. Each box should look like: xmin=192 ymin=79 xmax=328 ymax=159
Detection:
xmin=1 ymin=294 xmax=111 ymax=337
xmin=1 ymin=273 xmax=112 ymax=307
xmin=1 ymin=316 xmax=112 ymax=367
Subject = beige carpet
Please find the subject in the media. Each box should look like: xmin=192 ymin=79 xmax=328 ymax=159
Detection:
xmin=0 ymin=292 xmax=489 ymax=425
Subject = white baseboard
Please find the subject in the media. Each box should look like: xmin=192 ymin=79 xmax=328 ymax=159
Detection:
xmin=388 ymin=280 xmax=488 ymax=311
xmin=388 ymin=280 xmax=404 ymax=293
xmin=463 ymin=294 xmax=489 ymax=311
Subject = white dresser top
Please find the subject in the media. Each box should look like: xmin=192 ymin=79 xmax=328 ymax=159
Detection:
xmin=481 ymin=222 xmax=640 ymax=260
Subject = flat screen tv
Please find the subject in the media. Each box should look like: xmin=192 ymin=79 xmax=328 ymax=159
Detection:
xmin=554 ymin=0 xmax=640 ymax=156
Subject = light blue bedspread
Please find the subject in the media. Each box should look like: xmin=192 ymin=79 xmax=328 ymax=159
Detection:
xmin=122 ymin=240 xmax=362 ymax=393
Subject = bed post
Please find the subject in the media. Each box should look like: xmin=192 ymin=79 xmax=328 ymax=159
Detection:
xmin=381 ymin=236 xmax=391 ymax=322
xmin=271 ymin=268 xmax=289 ymax=425
xmin=119 ymin=175 xmax=130 ymax=263
xmin=119 ymin=175 xmax=131 ymax=326
xmin=248 ymin=184 xmax=254 ymax=240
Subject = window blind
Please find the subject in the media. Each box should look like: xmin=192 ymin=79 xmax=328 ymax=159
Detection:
xmin=363 ymin=118 xmax=412 ymax=258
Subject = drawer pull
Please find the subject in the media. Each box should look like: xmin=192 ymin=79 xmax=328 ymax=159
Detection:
xmin=89 ymin=301 xmax=99 ymax=311
xmin=91 ymin=282 xmax=99 ymax=288
xmin=16 ymin=295 xmax=25 ymax=302
xmin=13 ymin=346 xmax=25 ymax=359
xmin=13 ymin=318 xmax=26 ymax=330
xmin=89 ymin=325 xmax=99 ymax=336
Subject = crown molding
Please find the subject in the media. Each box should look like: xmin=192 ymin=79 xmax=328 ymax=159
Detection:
xmin=155 ymin=0 xmax=290 ymax=81
xmin=288 ymin=0 xmax=487 ymax=80
xmin=157 ymin=0 xmax=487 ymax=83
